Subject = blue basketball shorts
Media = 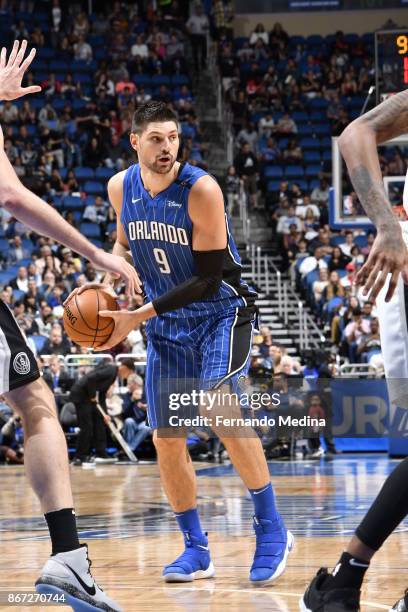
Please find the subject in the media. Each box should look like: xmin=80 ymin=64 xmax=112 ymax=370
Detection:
xmin=144 ymin=306 xmax=256 ymax=429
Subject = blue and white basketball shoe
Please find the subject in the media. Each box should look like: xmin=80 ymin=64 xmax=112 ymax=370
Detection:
xmin=250 ymin=516 xmax=294 ymax=583
xmin=163 ymin=531 xmax=215 ymax=583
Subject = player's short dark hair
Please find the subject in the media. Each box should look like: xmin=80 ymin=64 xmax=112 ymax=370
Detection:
xmin=131 ymin=101 xmax=179 ymax=134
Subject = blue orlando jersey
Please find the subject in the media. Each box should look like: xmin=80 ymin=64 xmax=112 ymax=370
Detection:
xmin=121 ymin=161 xmax=257 ymax=318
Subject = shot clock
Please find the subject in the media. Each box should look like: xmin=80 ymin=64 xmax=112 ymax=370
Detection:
xmin=375 ymin=29 xmax=408 ymax=103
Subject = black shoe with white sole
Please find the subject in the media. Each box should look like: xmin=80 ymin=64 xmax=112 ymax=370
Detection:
xmin=300 ymin=568 xmax=360 ymax=612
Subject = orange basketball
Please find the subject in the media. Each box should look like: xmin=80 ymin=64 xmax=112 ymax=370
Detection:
xmin=63 ymin=288 xmax=119 ymax=349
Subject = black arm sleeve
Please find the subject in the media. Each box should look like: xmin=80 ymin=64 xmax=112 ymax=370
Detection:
xmin=152 ymin=248 xmax=226 ymax=315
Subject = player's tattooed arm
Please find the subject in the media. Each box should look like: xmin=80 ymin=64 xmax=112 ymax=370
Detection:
xmin=339 ymin=89 xmax=408 ymax=229
xmin=338 ymin=89 xmax=408 ymax=302
xmin=359 ymin=87 xmax=408 ymax=144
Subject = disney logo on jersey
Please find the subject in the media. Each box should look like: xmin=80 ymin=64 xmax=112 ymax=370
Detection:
xmin=166 ymin=200 xmax=182 ymax=208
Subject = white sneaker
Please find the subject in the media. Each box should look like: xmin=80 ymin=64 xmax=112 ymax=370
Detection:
xmin=94 ymin=456 xmax=118 ymax=464
xmin=35 ymin=544 xmax=122 ymax=611
xmin=310 ymin=447 xmax=325 ymax=459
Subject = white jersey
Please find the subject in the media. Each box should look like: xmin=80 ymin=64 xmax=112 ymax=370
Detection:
xmin=377 ymin=167 xmax=408 ymax=406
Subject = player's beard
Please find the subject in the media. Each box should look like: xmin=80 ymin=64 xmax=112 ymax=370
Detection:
xmin=147 ymin=154 xmax=175 ymax=175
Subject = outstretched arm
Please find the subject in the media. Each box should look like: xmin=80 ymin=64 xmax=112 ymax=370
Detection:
xmin=339 ymin=89 xmax=408 ymax=302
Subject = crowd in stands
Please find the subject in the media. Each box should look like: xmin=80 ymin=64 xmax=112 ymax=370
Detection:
xmin=0 ymin=0 xmax=212 ymax=365
xmin=219 ymin=21 xmax=408 ymax=372
xmin=1 ymin=2 xmax=404 ymax=463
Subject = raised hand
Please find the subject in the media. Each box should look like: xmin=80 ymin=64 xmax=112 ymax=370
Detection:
xmin=355 ymin=229 xmax=408 ymax=302
xmin=0 ymin=40 xmax=41 ymax=101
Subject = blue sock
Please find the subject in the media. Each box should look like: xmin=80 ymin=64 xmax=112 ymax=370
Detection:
xmin=249 ymin=483 xmax=279 ymax=522
xmin=174 ymin=508 xmax=206 ymax=542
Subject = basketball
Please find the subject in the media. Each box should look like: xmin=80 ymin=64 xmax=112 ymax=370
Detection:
xmin=63 ymin=288 xmax=119 ymax=349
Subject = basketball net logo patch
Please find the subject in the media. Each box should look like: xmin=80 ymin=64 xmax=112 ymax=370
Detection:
xmin=13 ymin=352 xmax=31 ymax=375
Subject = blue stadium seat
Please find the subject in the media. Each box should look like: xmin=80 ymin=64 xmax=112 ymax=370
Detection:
xmin=290 ymin=36 xmax=305 ymax=46
xmin=264 ymin=166 xmax=283 ymax=178
xmin=12 ymin=289 xmax=25 ymax=301
xmin=21 ymin=239 xmax=33 ymax=253
xmin=330 ymin=236 xmax=344 ymax=247
xmin=80 ymin=223 xmax=101 ymax=239
xmin=354 ymin=235 xmax=368 ymax=248
xmin=0 ymin=239 xmax=8 ymax=252
xmin=108 ymin=222 xmax=116 ymax=233
xmin=133 ymin=75 xmax=152 ymax=86
xmin=310 ymin=111 xmax=325 ymax=122
xmin=234 ymin=36 xmax=249 ymax=49
xmin=309 ymin=179 xmax=321 ymax=189
xmin=266 ymin=180 xmax=281 ymax=192
xmin=0 ymin=272 xmax=15 ymax=286
xmin=304 ymin=151 xmax=321 ymax=162
xmin=95 ymin=167 xmax=116 ymax=180
xmin=63 ymin=196 xmax=84 ymax=211
xmin=313 ymin=124 xmax=331 ymax=136
xmin=344 ymin=33 xmax=360 ymax=43
xmin=299 ymin=137 xmax=320 ymax=150
xmin=309 ymin=98 xmax=329 ymax=109
xmin=152 ymin=75 xmax=171 ymax=86
xmin=30 ymin=98 xmax=46 ymax=109
xmin=285 ymin=166 xmax=304 ymax=178
xmin=320 ymin=137 xmax=332 ymax=148
xmin=276 ymin=137 xmax=289 ymax=150
xmin=94 ymin=48 xmax=107 ymax=61
xmin=306 ymin=35 xmax=324 ymax=45
xmin=84 ymin=181 xmax=105 ymax=195
xmin=291 ymin=180 xmax=308 ymax=191
xmin=36 ymin=47 xmax=55 ymax=60
xmin=34 ymin=72 xmax=50 ymax=82
xmin=71 ymin=60 xmax=97 ymax=73
xmin=74 ymin=167 xmax=95 ymax=181
xmin=349 ymin=97 xmax=366 ymax=109
xmin=84 ymin=196 xmax=96 ymax=207
xmin=52 ymin=196 xmax=63 ymax=209
xmin=19 ymin=258 xmax=33 ymax=268
xmin=59 ymin=168 xmax=68 ymax=180
xmin=32 ymin=60 xmax=48 ymax=71
xmin=49 ymin=60 xmax=69 ymax=71
xmin=298 ymin=125 xmax=314 ymax=136
xmin=292 ymin=111 xmax=309 ymax=122
xmin=72 ymin=99 xmax=86 ymax=110
xmin=171 ymin=74 xmax=190 ymax=86
xmin=322 ymin=150 xmax=332 ymax=161
xmin=88 ymin=35 xmax=105 ymax=46
xmin=29 ymin=335 xmax=47 ymax=353
xmin=305 ymin=164 xmax=322 ymax=177
xmin=73 ymin=73 xmax=92 ymax=84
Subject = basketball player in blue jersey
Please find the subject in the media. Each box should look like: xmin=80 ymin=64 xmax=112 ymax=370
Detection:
xmin=78 ymin=101 xmax=294 ymax=584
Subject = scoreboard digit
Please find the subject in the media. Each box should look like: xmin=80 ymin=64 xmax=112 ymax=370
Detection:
xmin=375 ymin=30 xmax=408 ymax=103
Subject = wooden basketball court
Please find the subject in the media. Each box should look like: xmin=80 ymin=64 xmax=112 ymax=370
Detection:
xmin=0 ymin=455 xmax=405 ymax=611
